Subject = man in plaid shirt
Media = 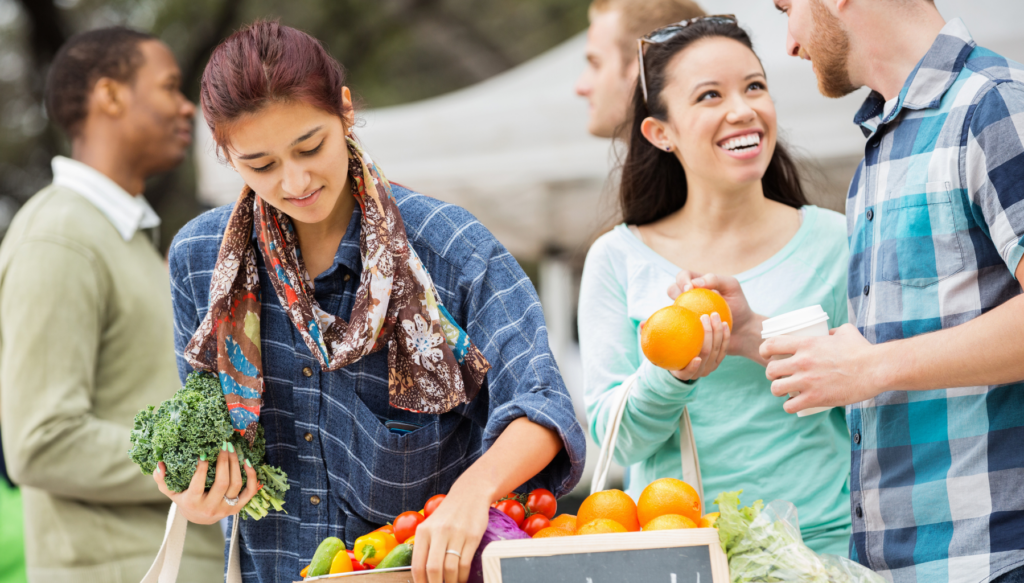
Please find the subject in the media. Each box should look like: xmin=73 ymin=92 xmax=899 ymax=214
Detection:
xmin=752 ymin=1 xmax=1024 ymax=582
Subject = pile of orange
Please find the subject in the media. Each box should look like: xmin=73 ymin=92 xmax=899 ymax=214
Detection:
xmin=640 ymin=288 xmax=732 ymax=371
xmin=542 ymin=479 xmax=718 ymax=538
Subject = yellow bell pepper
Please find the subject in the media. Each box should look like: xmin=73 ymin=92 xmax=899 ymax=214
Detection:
xmin=353 ymin=531 xmax=398 ymax=567
xmin=405 ymin=535 xmax=416 ymax=545
xmin=299 ymin=564 xmax=310 ymax=578
xmin=329 ymin=549 xmax=354 ymax=574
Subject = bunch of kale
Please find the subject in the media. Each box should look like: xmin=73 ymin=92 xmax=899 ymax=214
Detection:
xmin=129 ymin=371 xmax=288 ymax=520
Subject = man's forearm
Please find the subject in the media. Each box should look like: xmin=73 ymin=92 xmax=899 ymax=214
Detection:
xmin=874 ymin=293 xmax=1024 ymax=392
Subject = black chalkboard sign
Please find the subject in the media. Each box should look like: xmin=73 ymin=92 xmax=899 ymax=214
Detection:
xmin=481 ymin=529 xmax=728 ymax=583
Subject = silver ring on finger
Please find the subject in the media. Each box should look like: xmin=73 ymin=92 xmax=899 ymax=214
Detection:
xmin=223 ymin=495 xmax=240 ymax=506
xmin=445 ymin=549 xmax=462 ymax=558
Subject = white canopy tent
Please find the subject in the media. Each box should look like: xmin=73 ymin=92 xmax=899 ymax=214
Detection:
xmin=194 ymin=0 xmax=1024 ymax=491
xmin=197 ymin=0 xmax=1024 ymax=257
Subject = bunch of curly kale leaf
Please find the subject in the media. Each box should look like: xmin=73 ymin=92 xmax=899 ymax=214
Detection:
xmin=129 ymin=371 xmax=288 ymax=520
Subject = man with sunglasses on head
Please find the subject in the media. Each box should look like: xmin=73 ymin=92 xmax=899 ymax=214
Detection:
xmin=576 ymin=0 xmax=705 ymax=139
xmin=683 ymin=1 xmax=1024 ymax=581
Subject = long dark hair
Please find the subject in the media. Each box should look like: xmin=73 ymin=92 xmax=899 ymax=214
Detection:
xmin=620 ymin=19 xmax=808 ymax=225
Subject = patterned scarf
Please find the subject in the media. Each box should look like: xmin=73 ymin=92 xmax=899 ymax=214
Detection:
xmin=185 ymin=137 xmax=490 ymax=443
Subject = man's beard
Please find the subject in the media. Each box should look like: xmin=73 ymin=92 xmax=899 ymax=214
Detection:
xmin=808 ymin=0 xmax=857 ymax=98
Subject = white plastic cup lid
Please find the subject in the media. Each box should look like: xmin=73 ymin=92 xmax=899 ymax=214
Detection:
xmin=761 ymin=305 xmax=829 ymax=338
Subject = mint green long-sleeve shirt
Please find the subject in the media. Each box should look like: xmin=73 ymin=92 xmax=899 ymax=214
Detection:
xmin=578 ymin=206 xmax=852 ymax=555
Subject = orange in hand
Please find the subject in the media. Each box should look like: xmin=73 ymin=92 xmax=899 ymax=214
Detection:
xmin=637 ymin=478 xmax=702 ymax=526
xmin=577 ymin=489 xmax=640 ymax=532
xmin=577 ymin=518 xmax=628 ymax=535
xmin=642 ymin=514 xmax=697 ymax=531
xmin=641 ymin=306 xmax=704 ymax=370
xmin=673 ymin=288 xmax=733 ymax=330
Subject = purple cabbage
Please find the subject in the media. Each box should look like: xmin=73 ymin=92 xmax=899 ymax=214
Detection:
xmin=468 ymin=508 xmax=531 ymax=583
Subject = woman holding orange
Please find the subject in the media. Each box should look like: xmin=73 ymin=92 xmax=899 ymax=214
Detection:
xmin=578 ymin=16 xmax=851 ymax=553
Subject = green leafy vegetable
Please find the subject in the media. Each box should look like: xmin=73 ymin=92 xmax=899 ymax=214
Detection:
xmin=129 ymin=371 xmax=289 ymax=520
xmin=713 ymin=491 xmax=884 ymax=583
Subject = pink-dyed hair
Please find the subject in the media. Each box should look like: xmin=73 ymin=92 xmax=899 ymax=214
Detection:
xmin=200 ymin=20 xmax=352 ymax=152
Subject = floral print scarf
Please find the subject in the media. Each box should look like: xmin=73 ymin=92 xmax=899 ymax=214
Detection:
xmin=185 ymin=137 xmax=490 ymax=443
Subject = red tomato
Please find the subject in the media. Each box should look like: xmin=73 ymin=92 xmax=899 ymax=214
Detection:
xmin=393 ymin=511 xmax=425 ymax=543
xmin=423 ymin=494 xmax=446 ymax=518
xmin=526 ymin=489 xmax=557 ymax=519
xmin=494 ymin=499 xmax=526 ymax=527
xmin=522 ymin=514 xmax=552 ymax=537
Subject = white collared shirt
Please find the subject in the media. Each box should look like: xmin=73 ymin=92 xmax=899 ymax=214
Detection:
xmin=51 ymin=156 xmax=161 ymax=242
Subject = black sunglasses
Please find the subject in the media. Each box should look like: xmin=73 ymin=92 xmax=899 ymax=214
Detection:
xmin=638 ymin=15 xmax=738 ymax=104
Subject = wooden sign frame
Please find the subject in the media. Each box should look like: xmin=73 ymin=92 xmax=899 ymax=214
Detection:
xmin=482 ymin=529 xmax=729 ymax=583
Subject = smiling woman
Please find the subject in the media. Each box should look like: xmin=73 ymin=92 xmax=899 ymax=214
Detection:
xmin=578 ymin=16 xmax=854 ymax=554
xmin=161 ymin=19 xmax=585 ymax=583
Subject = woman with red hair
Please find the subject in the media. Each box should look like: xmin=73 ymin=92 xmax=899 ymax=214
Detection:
xmin=154 ymin=20 xmax=585 ymax=583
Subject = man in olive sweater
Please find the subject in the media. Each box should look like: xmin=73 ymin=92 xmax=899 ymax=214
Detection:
xmin=0 ymin=28 xmax=223 ymax=582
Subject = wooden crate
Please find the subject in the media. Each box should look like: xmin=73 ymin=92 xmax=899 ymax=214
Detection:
xmin=296 ymin=567 xmax=413 ymax=583
xmin=482 ymin=528 xmax=729 ymax=583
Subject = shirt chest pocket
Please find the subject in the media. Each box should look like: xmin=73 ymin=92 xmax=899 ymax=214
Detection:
xmin=878 ymin=181 xmax=966 ymax=288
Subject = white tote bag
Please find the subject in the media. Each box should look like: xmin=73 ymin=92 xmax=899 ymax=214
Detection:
xmin=140 ymin=503 xmax=244 ymax=583
xmin=590 ymin=372 xmax=704 ymax=515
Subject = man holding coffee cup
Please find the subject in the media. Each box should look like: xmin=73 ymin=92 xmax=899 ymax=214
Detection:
xmin=674 ymin=1 xmax=1024 ymax=581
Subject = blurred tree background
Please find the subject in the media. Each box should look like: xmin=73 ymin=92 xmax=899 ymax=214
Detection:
xmin=0 ymin=0 xmax=589 ymax=248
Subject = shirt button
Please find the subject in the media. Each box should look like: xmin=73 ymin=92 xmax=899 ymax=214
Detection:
xmin=863 ymin=284 xmax=870 ymax=296
xmin=304 ymin=432 xmax=313 ymax=442
xmin=310 ymin=495 xmax=321 ymax=506
xmin=856 ymin=505 xmax=863 ymax=518
xmin=872 ymin=140 xmax=880 ymax=148
xmin=302 ymin=367 xmax=313 ymax=377
xmin=866 ymin=209 xmax=874 ymax=221
xmin=853 ymin=432 xmax=861 ymax=445
xmin=344 ymin=274 xmax=351 ymax=282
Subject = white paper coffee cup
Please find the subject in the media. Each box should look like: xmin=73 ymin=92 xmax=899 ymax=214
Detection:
xmin=761 ymin=305 xmax=832 ymax=417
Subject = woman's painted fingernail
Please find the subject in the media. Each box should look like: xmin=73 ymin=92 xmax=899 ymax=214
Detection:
xmin=221 ymin=441 xmax=228 ymax=451
xmin=200 ymin=453 xmax=207 ymax=461
xmin=227 ymin=442 xmax=235 ymax=453
xmin=245 ymin=459 xmax=253 ymax=468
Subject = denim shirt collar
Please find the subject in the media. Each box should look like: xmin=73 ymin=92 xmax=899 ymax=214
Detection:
xmin=854 ymin=18 xmax=976 ymax=135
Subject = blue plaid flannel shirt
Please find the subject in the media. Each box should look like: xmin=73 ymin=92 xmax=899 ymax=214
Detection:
xmin=169 ymin=184 xmax=586 ymax=583
xmin=846 ymin=18 xmax=1024 ymax=583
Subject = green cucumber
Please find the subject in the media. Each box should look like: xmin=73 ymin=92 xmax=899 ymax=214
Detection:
xmin=308 ymin=537 xmax=345 ymax=577
xmin=376 ymin=543 xmax=414 ymax=569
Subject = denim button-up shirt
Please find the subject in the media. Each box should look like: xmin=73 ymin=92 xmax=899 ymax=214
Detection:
xmin=169 ymin=185 xmax=586 ymax=583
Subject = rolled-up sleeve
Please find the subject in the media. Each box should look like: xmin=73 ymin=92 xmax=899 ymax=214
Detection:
xmin=964 ymin=81 xmax=1024 ymax=277
xmin=454 ymin=236 xmax=586 ymax=498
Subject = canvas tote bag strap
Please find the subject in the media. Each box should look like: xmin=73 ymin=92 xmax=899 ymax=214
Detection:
xmin=140 ymin=503 xmax=244 ymax=583
xmin=678 ymin=406 xmax=704 ymax=515
xmin=140 ymin=503 xmax=188 ymax=583
xmin=226 ymin=514 xmax=243 ymax=583
xmin=590 ymin=372 xmax=704 ymax=511
xmin=590 ymin=373 xmax=638 ymax=495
